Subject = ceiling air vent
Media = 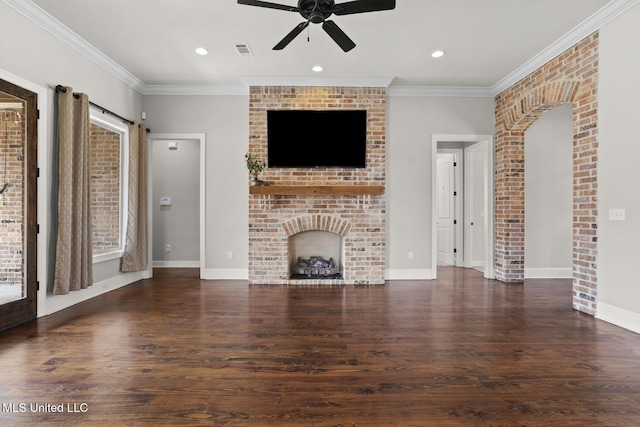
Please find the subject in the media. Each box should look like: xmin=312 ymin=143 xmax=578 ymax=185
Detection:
xmin=235 ymin=43 xmax=254 ymax=57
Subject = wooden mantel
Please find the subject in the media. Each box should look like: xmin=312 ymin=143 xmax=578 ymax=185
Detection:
xmin=249 ymin=185 xmax=385 ymax=196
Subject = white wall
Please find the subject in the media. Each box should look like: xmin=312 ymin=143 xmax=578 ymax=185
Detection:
xmin=524 ymin=103 xmax=573 ymax=278
xmin=152 ymin=139 xmax=200 ymax=265
xmin=597 ymin=3 xmax=640 ymax=332
xmin=142 ymin=95 xmax=249 ymax=278
xmin=386 ymin=96 xmax=495 ymax=278
xmin=0 ymin=1 xmax=146 ymax=316
xmin=143 ymin=94 xmax=495 ymax=279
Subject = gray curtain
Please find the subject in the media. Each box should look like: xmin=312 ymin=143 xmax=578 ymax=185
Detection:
xmin=122 ymin=123 xmax=148 ymax=272
xmin=54 ymin=87 xmax=93 ymax=294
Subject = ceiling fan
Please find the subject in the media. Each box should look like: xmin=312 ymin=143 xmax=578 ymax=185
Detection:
xmin=238 ymin=0 xmax=396 ymax=52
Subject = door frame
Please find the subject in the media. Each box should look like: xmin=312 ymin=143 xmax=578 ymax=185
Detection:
xmin=431 ymin=134 xmax=495 ymax=280
xmin=0 ymin=69 xmax=48 ymax=321
xmin=147 ymin=133 xmax=206 ymax=278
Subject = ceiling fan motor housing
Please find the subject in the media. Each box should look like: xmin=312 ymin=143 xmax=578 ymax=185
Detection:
xmin=237 ymin=0 xmax=396 ymax=52
xmin=299 ymin=0 xmax=335 ymax=23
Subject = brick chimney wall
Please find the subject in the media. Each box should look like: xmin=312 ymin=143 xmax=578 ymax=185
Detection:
xmin=247 ymin=86 xmax=386 ymax=285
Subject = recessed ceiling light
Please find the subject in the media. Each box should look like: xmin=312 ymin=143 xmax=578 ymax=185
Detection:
xmin=431 ymin=50 xmax=445 ymax=58
xmin=312 ymin=65 xmax=323 ymax=72
xmin=195 ymin=47 xmax=208 ymax=55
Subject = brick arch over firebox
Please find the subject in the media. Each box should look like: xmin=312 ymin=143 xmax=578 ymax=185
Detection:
xmin=282 ymin=215 xmax=351 ymax=237
xmin=494 ymin=33 xmax=599 ymax=315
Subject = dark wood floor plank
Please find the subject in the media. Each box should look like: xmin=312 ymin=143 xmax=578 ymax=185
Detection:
xmin=1 ymin=267 xmax=640 ymax=425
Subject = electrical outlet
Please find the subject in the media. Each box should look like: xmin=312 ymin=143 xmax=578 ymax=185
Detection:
xmin=227 ymin=251 xmax=233 ymax=259
xmin=408 ymin=251 xmax=414 ymax=260
xmin=165 ymin=244 xmax=171 ymax=252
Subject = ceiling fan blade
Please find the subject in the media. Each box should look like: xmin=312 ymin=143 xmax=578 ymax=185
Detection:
xmin=237 ymin=0 xmax=298 ymax=12
xmin=322 ymin=20 xmax=356 ymax=52
xmin=273 ymin=21 xmax=310 ymax=50
xmin=333 ymin=0 xmax=396 ymax=15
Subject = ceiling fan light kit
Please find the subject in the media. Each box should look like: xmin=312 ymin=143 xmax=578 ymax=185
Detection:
xmin=238 ymin=0 xmax=396 ymax=52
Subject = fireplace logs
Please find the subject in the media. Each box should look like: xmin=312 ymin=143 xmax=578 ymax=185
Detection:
xmin=292 ymin=256 xmax=342 ymax=279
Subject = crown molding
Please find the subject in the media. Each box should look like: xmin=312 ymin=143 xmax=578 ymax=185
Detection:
xmin=240 ymin=76 xmax=395 ymax=88
xmin=388 ymin=86 xmax=494 ymax=98
xmin=492 ymin=0 xmax=640 ymax=96
xmin=142 ymin=85 xmax=249 ymax=96
xmin=142 ymin=84 xmax=492 ymax=97
xmin=2 ymin=0 xmax=146 ymax=94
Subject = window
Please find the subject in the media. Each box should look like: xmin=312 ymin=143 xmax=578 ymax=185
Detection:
xmin=89 ymin=110 xmax=128 ymax=262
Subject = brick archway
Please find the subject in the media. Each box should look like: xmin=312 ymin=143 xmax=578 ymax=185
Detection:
xmin=494 ymin=33 xmax=599 ymax=315
xmin=500 ymin=80 xmax=581 ymax=131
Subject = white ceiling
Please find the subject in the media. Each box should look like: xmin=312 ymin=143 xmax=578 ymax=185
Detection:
xmin=14 ymin=0 xmax=633 ymax=95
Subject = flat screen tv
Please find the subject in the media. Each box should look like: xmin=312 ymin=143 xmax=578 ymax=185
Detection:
xmin=267 ymin=110 xmax=367 ymax=168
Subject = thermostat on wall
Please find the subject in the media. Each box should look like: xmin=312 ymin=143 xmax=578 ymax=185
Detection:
xmin=160 ymin=197 xmax=172 ymax=206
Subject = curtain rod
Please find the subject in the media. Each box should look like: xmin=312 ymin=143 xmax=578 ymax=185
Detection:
xmin=55 ymin=85 xmax=150 ymax=133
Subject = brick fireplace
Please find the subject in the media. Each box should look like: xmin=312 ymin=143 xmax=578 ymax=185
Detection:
xmin=247 ymin=86 xmax=386 ymax=285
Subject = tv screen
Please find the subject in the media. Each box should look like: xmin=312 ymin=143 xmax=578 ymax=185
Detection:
xmin=267 ymin=110 xmax=367 ymax=168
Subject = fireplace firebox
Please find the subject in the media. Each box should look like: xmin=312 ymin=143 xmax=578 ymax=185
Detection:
xmin=288 ymin=230 xmax=343 ymax=280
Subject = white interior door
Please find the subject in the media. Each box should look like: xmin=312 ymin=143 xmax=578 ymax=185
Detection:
xmin=464 ymin=142 xmax=486 ymax=270
xmin=437 ymin=153 xmax=456 ymax=265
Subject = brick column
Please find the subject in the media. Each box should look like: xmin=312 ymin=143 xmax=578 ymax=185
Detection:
xmin=494 ymin=129 xmax=525 ymax=282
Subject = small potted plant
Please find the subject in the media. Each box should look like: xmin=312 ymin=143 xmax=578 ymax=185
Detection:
xmin=245 ymin=152 xmax=266 ymax=185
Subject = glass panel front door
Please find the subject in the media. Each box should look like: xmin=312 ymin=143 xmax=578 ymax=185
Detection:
xmin=0 ymin=79 xmax=37 ymax=330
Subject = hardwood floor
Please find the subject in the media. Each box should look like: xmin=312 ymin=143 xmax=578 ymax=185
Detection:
xmin=1 ymin=267 xmax=640 ymax=426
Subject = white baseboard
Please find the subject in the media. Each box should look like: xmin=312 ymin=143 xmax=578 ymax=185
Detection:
xmin=524 ymin=268 xmax=573 ymax=279
xmin=202 ymin=268 xmax=249 ymax=280
xmin=43 ymin=270 xmax=149 ymax=316
xmin=152 ymin=260 xmax=200 ymax=268
xmin=385 ymin=269 xmax=434 ymax=280
xmin=596 ymin=302 xmax=640 ymax=335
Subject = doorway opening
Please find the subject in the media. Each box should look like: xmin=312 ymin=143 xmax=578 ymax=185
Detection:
xmin=524 ymin=104 xmax=573 ymax=279
xmin=432 ymin=135 xmax=495 ymax=280
xmin=148 ymin=133 xmax=206 ymax=278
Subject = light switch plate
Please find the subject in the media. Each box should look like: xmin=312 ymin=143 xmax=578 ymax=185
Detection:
xmin=609 ymin=208 xmax=625 ymax=221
